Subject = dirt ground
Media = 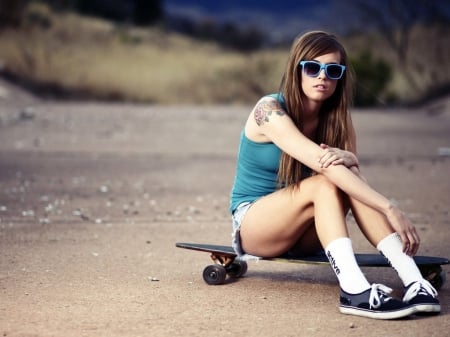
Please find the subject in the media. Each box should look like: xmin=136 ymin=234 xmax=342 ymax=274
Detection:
xmin=0 ymin=78 xmax=449 ymax=337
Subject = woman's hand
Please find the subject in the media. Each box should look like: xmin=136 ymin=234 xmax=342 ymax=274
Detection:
xmin=385 ymin=206 xmax=420 ymax=256
xmin=318 ymin=144 xmax=359 ymax=169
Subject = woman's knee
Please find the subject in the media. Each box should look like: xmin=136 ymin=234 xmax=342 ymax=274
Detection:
xmin=312 ymin=175 xmax=344 ymax=203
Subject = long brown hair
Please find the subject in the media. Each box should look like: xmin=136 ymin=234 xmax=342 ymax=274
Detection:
xmin=278 ymin=31 xmax=355 ymax=187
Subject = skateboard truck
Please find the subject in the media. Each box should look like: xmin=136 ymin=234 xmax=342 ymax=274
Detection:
xmin=210 ymin=253 xmax=234 ymax=267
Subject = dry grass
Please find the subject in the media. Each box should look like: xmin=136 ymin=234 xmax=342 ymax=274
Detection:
xmin=0 ymin=3 xmax=448 ymax=104
xmin=0 ymin=3 xmax=288 ymax=104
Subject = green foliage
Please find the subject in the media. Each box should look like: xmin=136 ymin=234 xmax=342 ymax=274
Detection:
xmin=31 ymin=0 xmax=163 ymax=26
xmin=133 ymin=0 xmax=163 ymax=26
xmin=174 ymin=18 xmax=264 ymax=52
xmin=76 ymin=0 xmax=163 ymax=25
xmin=351 ymin=51 xmax=393 ymax=106
xmin=0 ymin=0 xmax=28 ymax=27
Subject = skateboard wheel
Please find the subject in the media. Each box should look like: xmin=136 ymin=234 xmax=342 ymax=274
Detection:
xmin=203 ymin=264 xmax=227 ymax=285
xmin=419 ymin=265 xmax=446 ymax=290
xmin=227 ymin=260 xmax=248 ymax=278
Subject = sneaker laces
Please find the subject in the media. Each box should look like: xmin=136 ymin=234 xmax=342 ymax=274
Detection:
xmin=369 ymin=283 xmax=393 ymax=309
xmin=403 ymin=279 xmax=437 ymax=302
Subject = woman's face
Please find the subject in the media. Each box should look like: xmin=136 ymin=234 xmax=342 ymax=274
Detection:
xmin=300 ymin=51 xmax=342 ymax=103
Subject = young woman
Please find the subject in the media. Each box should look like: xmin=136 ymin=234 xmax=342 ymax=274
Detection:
xmin=229 ymin=31 xmax=440 ymax=319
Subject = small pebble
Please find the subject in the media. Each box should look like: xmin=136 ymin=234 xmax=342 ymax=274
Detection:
xmin=99 ymin=185 xmax=109 ymax=193
xmin=20 ymin=106 xmax=36 ymax=120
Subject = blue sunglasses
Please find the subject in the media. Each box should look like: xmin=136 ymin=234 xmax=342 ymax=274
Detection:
xmin=299 ymin=61 xmax=346 ymax=80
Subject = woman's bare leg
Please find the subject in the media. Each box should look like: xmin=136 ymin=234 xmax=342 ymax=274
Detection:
xmin=343 ymin=172 xmax=430 ymax=290
xmin=240 ymin=174 xmax=375 ymax=295
xmin=342 ymin=170 xmax=395 ymax=246
xmin=239 ymin=174 xmax=349 ymax=257
xmin=350 ymin=197 xmax=394 ymax=246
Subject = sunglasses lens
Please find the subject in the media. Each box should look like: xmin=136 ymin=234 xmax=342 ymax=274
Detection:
xmin=300 ymin=61 xmax=345 ymax=79
xmin=303 ymin=62 xmax=321 ymax=76
xmin=326 ymin=65 xmax=343 ymax=79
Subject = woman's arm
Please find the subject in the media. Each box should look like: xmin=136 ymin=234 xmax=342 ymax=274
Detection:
xmin=266 ymin=119 xmax=391 ymax=213
xmin=248 ymin=98 xmax=386 ymax=209
xmin=247 ymin=98 xmax=419 ymax=254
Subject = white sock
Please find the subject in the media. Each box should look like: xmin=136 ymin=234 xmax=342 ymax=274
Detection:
xmin=325 ymin=237 xmax=371 ymax=294
xmin=377 ymin=232 xmax=423 ymax=286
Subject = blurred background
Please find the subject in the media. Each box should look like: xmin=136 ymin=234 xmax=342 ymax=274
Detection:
xmin=0 ymin=0 xmax=449 ymax=106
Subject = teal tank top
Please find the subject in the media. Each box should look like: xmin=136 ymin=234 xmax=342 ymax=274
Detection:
xmin=229 ymin=93 xmax=313 ymax=213
xmin=229 ymin=93 xmax=285 ymax=213
xmin=229 ymin=130 xmax=281 ymax=213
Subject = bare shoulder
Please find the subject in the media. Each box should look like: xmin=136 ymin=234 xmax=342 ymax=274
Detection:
xmin=253 ymin=96 xmax=286 ymax=126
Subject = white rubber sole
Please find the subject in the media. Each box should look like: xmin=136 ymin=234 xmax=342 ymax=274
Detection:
xmin=339 ymin=305 xmax=416 ymax=320
xmin=411 ymin=303 xmax=441 ymax=314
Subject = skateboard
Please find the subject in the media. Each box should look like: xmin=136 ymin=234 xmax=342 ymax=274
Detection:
xmin=176 ymin=242 xmax=449 ymax=288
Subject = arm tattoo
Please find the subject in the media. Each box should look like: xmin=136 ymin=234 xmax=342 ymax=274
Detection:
xmin=254 ymin=99 xmax=285 ymax=126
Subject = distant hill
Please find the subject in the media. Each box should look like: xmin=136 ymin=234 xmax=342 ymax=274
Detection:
xmin=164 ymin=0 xmax=450 ymax=45
xmin=163 ymin=0 xmax=334 ymax=44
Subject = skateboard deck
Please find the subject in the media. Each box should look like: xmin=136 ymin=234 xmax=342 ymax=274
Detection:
xmin=176 ymin=242 xmax=449 ymax=288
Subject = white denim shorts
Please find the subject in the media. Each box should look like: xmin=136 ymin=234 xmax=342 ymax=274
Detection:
xmin=231 ymin=202 xmax=252 ymax=256
xmin=231 ymin=202 xmax=262 ymax=261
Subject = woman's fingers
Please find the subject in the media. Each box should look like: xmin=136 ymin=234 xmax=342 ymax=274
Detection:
xmin=406 ymin=226 xmax=420 ymax=256
xmin=387 ymin=207 xmax=420 ymax=256
xmin=319 ymin=148 xmax=341 ymax=167
xmin=399 ymin=226 xmax=420 ymax=256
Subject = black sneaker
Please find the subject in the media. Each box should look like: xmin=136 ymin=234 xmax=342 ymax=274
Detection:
xmin=340 ymin=284 xmax=415 ymax=319
xmin=402 ymin=279 xmax=440 ymax=314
